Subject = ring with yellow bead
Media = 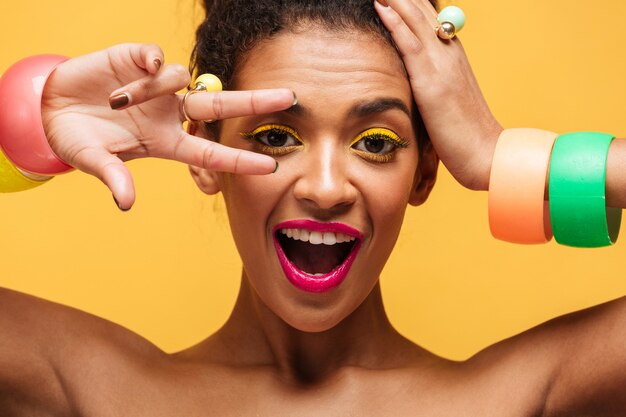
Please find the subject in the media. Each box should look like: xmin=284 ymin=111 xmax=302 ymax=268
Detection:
xmin=181 ymin=73 xmax=223 ymax=123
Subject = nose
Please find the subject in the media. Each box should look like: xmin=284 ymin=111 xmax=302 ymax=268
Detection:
xmin=292 ymin=139 xmax=358 ymax=214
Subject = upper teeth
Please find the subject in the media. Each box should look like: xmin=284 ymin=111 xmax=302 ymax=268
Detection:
xmin=279 ymin=229 xmax=357 ymax=245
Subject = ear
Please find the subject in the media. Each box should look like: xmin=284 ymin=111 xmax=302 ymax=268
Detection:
xmin=187 ymin=122 xmax=222 ymax=195
xmin=409 ymin=141 xmax=439 ymax=206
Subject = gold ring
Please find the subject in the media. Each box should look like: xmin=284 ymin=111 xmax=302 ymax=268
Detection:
xmin=181 ymin=89 xmax=203 ymax=123
xmin=435 ymin=22 xmax=457 ymax=40
xmin=181 ymin=74 xmax=223 ymax=124
xmin=435 ymin=6 xmax=465 ymax=41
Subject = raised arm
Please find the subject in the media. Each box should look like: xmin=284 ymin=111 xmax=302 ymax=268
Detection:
xmin=375 ymin=0 xmax=626 ymax=212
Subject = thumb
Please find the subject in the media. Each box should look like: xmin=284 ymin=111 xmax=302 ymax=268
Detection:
xmin=70 ymin=147 xmax=136 ymax=210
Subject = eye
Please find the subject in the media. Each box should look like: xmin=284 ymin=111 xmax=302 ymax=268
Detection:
xmin=350 ymin=128 xmax=409 ymax=163
xmin=241 ymin=124 xmax=303 ymax=156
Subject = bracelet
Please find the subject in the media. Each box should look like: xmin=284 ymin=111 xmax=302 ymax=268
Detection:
xmin=0 ymin=55 xmax=74 ymax=176
xmin=549 ymin=132 xmax=622 ymax=247
xmin=488 ymin=128 xmax=557 ymax=244
xmin=0 ymin=146 xmax=51 ymax=192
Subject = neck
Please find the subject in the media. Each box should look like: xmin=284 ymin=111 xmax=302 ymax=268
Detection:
xmin=208 ymin=271 xmax=413 ymax=384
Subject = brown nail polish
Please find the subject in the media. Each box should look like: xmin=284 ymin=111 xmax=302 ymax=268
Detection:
xmin=376 ymin=0 xmax=389 ymax=6
xmin=113 ymin=195 xmax=131 ymax=212
xmin=292 ymin=92 xmax=298 ymax=107
xmin=109 ymin=93 xmax=130 ymax=110
xmin=154 ymin=58 xmax=162 ymax=71
xmin=273 ymin=161 xmax=279 ymax=174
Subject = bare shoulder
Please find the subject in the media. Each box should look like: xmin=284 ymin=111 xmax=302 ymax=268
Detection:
xmin=458 ymin=296 xmax=626 ymax=417
xmin=451 ymin=321 xmax=560 ymax=416
xmin=0 ymin=287 xmax=166 ymax=417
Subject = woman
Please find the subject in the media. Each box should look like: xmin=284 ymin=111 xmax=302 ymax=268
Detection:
xmin=1 ymin=0 xmax=626 ymax=415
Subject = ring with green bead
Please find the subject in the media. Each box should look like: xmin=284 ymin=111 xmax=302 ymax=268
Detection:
xmin=436 ymin=6 xmax=466 ymax=39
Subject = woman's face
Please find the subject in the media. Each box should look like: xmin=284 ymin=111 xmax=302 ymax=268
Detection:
xmin=197 ymin=27 xmax=436 ymax=332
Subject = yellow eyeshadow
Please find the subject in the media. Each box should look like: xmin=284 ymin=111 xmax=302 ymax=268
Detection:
xmin=240 ymin=123 xmax=303 ymax=157
xmin=351 ymin=150 xmax=395 ymax=163
xmin=349 ymin=128 xmax=409 ymax=148
xmin=240 ymin=124 xmax=302 ymax=142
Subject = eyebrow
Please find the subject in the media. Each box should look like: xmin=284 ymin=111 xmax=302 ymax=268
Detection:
xmin=284 ymin=97 xmax=411 ymax=118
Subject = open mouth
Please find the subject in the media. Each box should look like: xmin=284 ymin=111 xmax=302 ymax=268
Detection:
xmin=273 ymin=220 xmax=362 ymax=293
xmin=277 ymin=229 xmax=357 ymax=275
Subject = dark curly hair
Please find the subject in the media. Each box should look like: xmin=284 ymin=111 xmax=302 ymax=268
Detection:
xmin=190 ymin=0 xmax=438 ymax=155
xmin=191 ymin=0 xmax=438 ymax=88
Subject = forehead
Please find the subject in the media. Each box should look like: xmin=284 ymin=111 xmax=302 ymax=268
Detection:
xmin=232 ymin=27 xmax=412 ymax=109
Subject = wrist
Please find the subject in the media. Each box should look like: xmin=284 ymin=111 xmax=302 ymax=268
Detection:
xmin=465 ymin=120 xmax=503 ymax=192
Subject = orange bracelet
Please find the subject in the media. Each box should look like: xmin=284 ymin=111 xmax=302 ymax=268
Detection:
xmin=488 ymin=128 xmax=558 ymax=244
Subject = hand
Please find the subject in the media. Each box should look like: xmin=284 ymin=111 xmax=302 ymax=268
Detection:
xmin=41 ymin=43 xmax=294 ymax=209
xmin=374 ymin=0 xmax=502 ymax=191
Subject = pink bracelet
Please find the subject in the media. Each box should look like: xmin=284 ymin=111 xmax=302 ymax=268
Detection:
xmin=0 ymin=55 xmax=74 ymax=175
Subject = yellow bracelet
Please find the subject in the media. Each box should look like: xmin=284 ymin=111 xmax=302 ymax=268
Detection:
xmin=0 ymin=146 xmax=52 ymax=192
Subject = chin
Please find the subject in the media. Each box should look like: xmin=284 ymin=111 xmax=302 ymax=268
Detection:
xmin=279 ymin=308 xmax=350 ymax=333
xmin=268 ymin=280 xmax=376 ymax=334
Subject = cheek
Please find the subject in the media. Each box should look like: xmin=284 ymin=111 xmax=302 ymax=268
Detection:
xmin=354 ymin=154 xmax=417 ymax=254
xmin=221 ymin=173 xmax=286 ymax=231
xmin=358 ymin=153 xmax=417 ymax=214
xmin=220 ymin=171 xmax=297 ymax=275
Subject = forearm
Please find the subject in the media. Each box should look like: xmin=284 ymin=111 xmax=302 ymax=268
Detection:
xmin=606 ymin=138 xmax=626 ymax=208
xmin=486 ymin=134 xmax=626 ymax=208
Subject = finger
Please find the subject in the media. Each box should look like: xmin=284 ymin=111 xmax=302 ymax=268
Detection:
xmin=108 ymin=64 xmax=190 ymax=110
xmin=375 ymin=0 xmax=437 ymax=19
xmin=169 ymin=132 xmax=278 ymax=175
xmin=129 ymin=43 xmax=165 ymax=75
xmin=376 ymin=0 xmax=439 ymax=47
xmin=416 ymin=0 xmax=438 ymax=22
xmin=375 ymin=1 xmax=434 ymax=70
xmin=70 ymin=147 xmax=136 ymax=210
xmin=181 ymin=88 xmax=296 ymax=122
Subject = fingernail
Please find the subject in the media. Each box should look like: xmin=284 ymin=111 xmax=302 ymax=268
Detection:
xmin=113 ymin=195 xmax=131 ymax=212
xmin=376 ymin=0 xmax=389 ymax=6
xmin=292 ymin=92 xmax=298 ymax=107
xmin=109 ymin=93 xmax=130 ymax=110
xmin=273 ymin=161 xmax=279 ymax=174
xmin=154 ymin=58 xmax=162 ymax=71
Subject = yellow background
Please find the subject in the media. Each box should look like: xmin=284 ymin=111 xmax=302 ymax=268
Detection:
xmin=1 ymin=0 xmax=625 ymax=360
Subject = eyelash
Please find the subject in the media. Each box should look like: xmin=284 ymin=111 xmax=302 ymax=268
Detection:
xmin=240 ymin=124 xmax=409 ymax=163
xmin=241 ymin=124 xmax=303 ymax=156
xmin=350 ymin=128 xmax=409 ymax=163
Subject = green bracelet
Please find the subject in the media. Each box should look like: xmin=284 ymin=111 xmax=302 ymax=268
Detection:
xmin=549 ymin=132 xmax=621 ymax=248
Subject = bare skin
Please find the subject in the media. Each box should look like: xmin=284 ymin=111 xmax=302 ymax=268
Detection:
xmin=4 ymin=22 xmax=626 ymax=416
xmin=2 ymin=1 xmax=626 ymax=416
xmin=2 ymin=277 xmax=626 ymax=416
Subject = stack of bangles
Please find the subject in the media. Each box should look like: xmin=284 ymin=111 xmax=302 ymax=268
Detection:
xmin=489 ymin=128 xmax=621 ymax=248
xmin=0 ymin=56 xmax=622 ymax=248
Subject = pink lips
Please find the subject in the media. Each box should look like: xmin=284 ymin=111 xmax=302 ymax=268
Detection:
xmin=273 ymin=220 xmax=363 ymax=293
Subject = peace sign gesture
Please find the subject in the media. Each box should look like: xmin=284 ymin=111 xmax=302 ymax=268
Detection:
xmin=42 ymin=43 xmax=294 ymax=209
